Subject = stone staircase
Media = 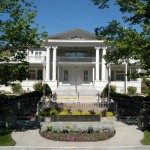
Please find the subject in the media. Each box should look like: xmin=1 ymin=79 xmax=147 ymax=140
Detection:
xmin=56 ymin=85 xmax=99 ymax=96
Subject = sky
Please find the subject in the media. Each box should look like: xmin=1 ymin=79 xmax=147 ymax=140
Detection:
xmin=33 ymin=0 xmax=127 ymax=36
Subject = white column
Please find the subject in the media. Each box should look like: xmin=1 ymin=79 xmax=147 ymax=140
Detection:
xmin=93 ymin=67 xmax=95 ymax=82
xmin=58 ymin=67 xmax=59 ymax=85
xmin=26 ymin=49 xmax=29 ymax=61
xmin=52 ymin=46 xmax=57 ymax=81
xmin=26 ymin=78 xmax=28 ymax=92
xmin=137 ymin=68 xmax=142 ymax=82
xmin=95 ymin=47 xmax=100 ymax=81
xmin=101 ymin=47 xmax=107 ymax=81
xmin=43 ymin=65 xmax=46 ymax=83
xmin=124 ymin=62 xmax=128 ymax=93
xmin=35 ymin=69 xmax=37 ymax=80
xmin=45 ymin=47 xmax=50 ymax=80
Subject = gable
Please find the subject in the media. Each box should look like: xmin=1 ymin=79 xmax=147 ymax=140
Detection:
xmin=48 ymin=29 xmax=98 ymax=40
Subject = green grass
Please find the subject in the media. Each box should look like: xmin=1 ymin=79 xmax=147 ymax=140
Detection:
xmin=141 ymin=130 xmax=150 ymax=145
xmin=0 ymin=128 xmax=16 ymax=146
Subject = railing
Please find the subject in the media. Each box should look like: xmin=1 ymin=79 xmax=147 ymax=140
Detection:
xmin=59 ymin=102 xmax=108 ymax=108
xmin=57 ymin=57 xmax=96 ymax=62
xmin=2 ymin=97 xmax=41 ymax=115
xmin=28 ymin=56 xmax=45 ymax=61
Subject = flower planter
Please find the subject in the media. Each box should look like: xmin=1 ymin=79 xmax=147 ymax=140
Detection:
xmin=51 ymin=115 xmax=101 ymax=122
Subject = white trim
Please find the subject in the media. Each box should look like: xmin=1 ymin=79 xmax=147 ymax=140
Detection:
xmin=48 ymin=39 xmax=104 ymax=43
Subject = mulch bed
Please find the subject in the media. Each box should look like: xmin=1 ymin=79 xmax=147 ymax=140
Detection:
xmin=40 ymin=131 xmax=115 ymax=142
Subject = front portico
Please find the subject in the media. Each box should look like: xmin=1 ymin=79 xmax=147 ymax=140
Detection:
xmin=43 ymin=41 xmax=107 ymax=90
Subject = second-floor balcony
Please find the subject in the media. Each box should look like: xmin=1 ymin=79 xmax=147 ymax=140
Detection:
xmin=57 ymin=57 xmax=96 ymax=62
xmin=27 ymin=56 xmax=97 ymax=63
xmin=28 ymin=56 xmax=45 ymax=63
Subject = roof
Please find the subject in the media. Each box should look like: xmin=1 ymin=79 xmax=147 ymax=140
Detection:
xmin=47 ymin=28 xmax=98 ymax=40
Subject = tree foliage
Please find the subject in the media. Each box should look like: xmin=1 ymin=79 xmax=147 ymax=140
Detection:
xmin=91 ymin=0 xmax=150 ymax=77
xmin=0 ymin=0 xmax=47 ymax=85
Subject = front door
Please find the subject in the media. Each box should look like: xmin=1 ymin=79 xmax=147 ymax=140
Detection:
xmin=70 ymin=68 xmax=81 ymax=85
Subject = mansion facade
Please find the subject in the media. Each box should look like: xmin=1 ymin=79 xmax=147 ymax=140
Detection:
xmin=1 ymin=29 xmax=142 ymax=94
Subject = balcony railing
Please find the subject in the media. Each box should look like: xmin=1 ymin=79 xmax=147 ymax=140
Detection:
xmin=28 ymin=56 xmax=45 ymax=61
xmin=27 ymin=56 xmax=96 ymax=63
xmin=57 ymin=57 xmax=96 ymax=62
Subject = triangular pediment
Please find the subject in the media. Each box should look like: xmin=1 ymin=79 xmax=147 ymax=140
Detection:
xmin=48 ymin=28 xmax=98 ymax=40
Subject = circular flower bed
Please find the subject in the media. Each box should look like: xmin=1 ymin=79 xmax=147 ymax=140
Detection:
xmin=40 ymin=125 xmax=115 ymax=142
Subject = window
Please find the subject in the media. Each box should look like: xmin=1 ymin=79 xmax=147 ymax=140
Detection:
xmin=35 ymin=51 xmax=42 ymax=60
xmin=111 ymin=70 xmax=115 ymax=81
xmin=29 ymin=70 xmax=36 ymax=80
xmin=65 ymin=51 xmax=87 ymax=57
xmin=39 ymin=52 xmax=42 ymax=60
xmin=83 ymin=70 xmax=88 ymax=81
xmin=35 ymin=52 xmax=38 ymax=60
xmin=37 ymin=70 xmax=43 ymax=80
xmin=64 ymin=70 xmax=69 ymax=81
xmin=116 ymin=70 xmax=124 ymax=81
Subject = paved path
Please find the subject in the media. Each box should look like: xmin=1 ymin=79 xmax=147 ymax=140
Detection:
xmin=12 ymin=120 xmax=144 ymax=148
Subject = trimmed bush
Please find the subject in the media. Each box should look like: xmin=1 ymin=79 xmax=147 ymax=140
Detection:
xmin=58 ymin=110 xmax=69 ymax=115
xmin=127 ymin=86 xmax=137 ymax=95
xmin=106 ymin=112 xmax=113 ymax=117
xmin=11 ymin=83 xmax=22 ymax=94
xmin=33 ymin=81 xmax=43 ymax=91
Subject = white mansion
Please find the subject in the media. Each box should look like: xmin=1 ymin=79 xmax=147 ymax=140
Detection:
xmin=1 ymin=29 xmax=142 ymax=95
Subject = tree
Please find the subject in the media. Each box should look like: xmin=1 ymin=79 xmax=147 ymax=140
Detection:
xmin=91 ymin=0 xmax=150 ymax=78
xmin=0 ymin=0 xmax=47 ymax=85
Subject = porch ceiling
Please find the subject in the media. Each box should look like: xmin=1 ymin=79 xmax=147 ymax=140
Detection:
xmin=45 ymin=39 xmax=106 ymax=47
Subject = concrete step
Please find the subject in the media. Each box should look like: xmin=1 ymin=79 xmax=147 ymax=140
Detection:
xmin=56 ymin=85 xmax=99 ymax=96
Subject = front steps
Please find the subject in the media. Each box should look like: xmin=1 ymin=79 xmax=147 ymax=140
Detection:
xmin=56 ymin=85 xmax=99 ymax=96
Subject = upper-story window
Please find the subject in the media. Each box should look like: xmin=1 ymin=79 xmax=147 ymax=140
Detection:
xmin=65 ymin=51 xmax=87 ymax=57
xmin=35 ymin=51 xmax=42 ymax=60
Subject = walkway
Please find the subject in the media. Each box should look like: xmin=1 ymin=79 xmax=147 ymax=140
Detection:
xmin=12 ymin=119 xmax=144 ymax=148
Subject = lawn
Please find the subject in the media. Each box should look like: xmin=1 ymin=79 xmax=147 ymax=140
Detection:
xmin=141 ymin=130 xmax=150 ymax=145
xmin=0 ymin=128 xmax=16 ymax=146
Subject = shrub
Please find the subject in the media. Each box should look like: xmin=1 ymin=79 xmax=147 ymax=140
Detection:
xmin=101 ymin=85 xmax=117 ymax=98
xmin=81 ymin=111 xmax=90 ymax=115
xmin=11 ymin=83 xmax=22 ymax=94
xmin=33 ymin=82 xmax=43 ymax=91
xmin=96 ymin=112 xmax=101 ymax=115
xmin=142 ymin=82 xmax=149 ymax=92
xmin=101 ymin=109 xmax=107 ymax=117
xmin=58 ymin=110 xmax=69 ymax=115
xmin=71 ymin=110 xmax=82 ymax=115
xmin=127 ymin=86 xmax=137 ymax=95
xmin=88 ymin=109 xmax=96 ymax=115
xmin=0 ymin=90 xmax=11 ymax=94
xmin=142 ymin=89 xmax=150 ymax=96
xmin=49 ymin=109 xmax=58 ymax=116
xmin=47 ymin=126 xmax=53 ymax=131
xmin=106 ymin=112 xmax=113 ymax=117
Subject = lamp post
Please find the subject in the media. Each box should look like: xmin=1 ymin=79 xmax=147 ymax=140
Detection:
xmin=106 ymin=63 xmax=111 ymax=103
xmin=75 ymin=77 xmax=77 ymax=94
xmin=124 ymin=60 xmax=128 ymax=93
xmin=42 ymin=56 xmax=46 ymax=96
xmin=123 ymin=58 xmax=129 ymax=93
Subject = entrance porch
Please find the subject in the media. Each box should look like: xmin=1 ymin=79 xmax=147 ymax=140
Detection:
xmin=58 ymin=65 xmax=94 ymax=86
